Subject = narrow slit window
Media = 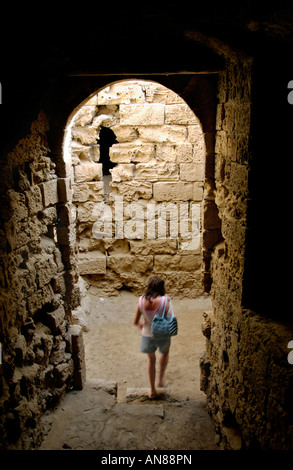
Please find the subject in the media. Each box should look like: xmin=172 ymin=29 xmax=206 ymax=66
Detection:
xmin=98 ymin=126 xmax=117 ymax=176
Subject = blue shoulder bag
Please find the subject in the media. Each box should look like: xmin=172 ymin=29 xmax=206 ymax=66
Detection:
xmin=151 ymin=297 xmax=178 ymax=339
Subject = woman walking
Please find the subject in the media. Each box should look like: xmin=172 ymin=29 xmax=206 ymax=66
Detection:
xmin=133 ymin=276 xmax=174 ymax=398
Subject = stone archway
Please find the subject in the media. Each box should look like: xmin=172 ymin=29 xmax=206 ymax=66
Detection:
xmin=6 ymin=18 xmax=288 ymax=447
xmin=60 ymin=79 xmax=218 ymax=411
xmin=64 ymin=80 xmax=210 ymax=300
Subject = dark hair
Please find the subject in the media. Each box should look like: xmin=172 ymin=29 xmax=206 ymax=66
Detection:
xmin=145 ymin=276 xmax=165 ymax=301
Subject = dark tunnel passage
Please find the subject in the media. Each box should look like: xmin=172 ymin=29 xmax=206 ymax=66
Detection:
xmin=1 ymin=5 xmax=293 ymax=452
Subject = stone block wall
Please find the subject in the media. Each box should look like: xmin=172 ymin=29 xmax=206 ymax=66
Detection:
xmin=67 ymin=81 xmax=206 ymax=297
xmin=0 ymin=112 xmax=85 ymax=449
xmin=199 ymin=57 xmax=252 ymax=448
xmin=200 ymin=56 xmax=293 ymax=449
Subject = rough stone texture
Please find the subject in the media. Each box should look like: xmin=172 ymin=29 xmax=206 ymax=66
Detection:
xmin=0 ymin=113 xmax=85 ymax=450
xmin=39 ymin=379 xmax=218 ymax=451
xmin=199 ymin=57 xmax=293 ymax=450
xmin=68 ymin=325 xmax=86 ymax=390
xmin=2 ymin=13 xmax=293 ymax=451
xmin=67 ymin=81 xmax=206 ymax=298
xmin=125 ymin=387 xmax=169 ymax=402
xmin=78 ymin=251 xmax=107 ymax=274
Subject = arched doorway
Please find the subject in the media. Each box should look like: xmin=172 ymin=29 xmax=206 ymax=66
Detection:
xmin=61 ymin=79 xmax=216 ymax=402
xmin=63 ymin=79 xmax=209 ymax=299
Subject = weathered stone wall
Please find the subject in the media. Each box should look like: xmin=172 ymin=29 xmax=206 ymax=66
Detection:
xmin=200 ymin=56 xmax=293 ymax=449
xmin=0 ymin=112 xmax=85 ymax=449
xmin=67 ymin=81 xmax=206 ymax=297
xmin=1 ymin=3 xmax=293 ymax=452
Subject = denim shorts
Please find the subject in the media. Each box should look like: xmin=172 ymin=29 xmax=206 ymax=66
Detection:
xmin=140 ymin=335 xmax=171 ymax=354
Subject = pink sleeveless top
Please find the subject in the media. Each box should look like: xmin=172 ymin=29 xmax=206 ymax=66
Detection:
xmin=138 ymin=295 xmax=168 ymax=337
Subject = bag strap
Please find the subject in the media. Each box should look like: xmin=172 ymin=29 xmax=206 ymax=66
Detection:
xmin=160 ymin=296 xmax=174 ymax=318
xmin=166 ymin=298 xmax=174 ymax=318
xmin=160 ymin=296 xmax=167 ymax=318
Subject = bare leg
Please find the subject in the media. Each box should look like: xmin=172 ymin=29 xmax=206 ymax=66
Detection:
xmin=158 ymin=349 xmax=169 ymax=387
xmin=147 ymin=352 xmax=156 ymax=397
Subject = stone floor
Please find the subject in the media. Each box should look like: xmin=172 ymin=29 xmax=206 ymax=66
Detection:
xmin=39 ymin=289 xmax=220 ymax=451
xmin=39 ymin=379 xmax=219 ymax=450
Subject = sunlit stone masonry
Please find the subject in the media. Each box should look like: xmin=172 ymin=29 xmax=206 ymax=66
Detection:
xmin=65 ymin=81 xmax=206 ymax=297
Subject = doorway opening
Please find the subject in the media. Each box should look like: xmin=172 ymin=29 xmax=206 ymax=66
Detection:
xmin=64 ymin=79 xmax=208 ymax=298
xmin=63 ymin=79 xmax=216 ymax=403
